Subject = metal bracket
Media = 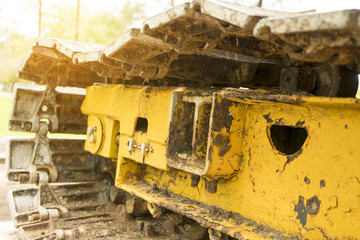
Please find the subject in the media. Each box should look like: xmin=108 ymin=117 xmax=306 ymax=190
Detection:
xmin=8 ymin=187 xmax=62 ymax=228
xmin=6 ymin=122 xmax=56 ymax=184
xmin=127 ymin=139 xmax=153 ymax=155
xmin=8 ymin=181 xmax=110 ymax=237
xmin=6 ymin=83 xmax=104 ymax=184
xmin=9 ymin=83 xmax=87 ymax=134
xmin=5 ymin=131 xmax=99 ymax=184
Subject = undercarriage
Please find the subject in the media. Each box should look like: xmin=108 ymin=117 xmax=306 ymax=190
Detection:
xmin=6 ymin=1 xmax=360 ymax=239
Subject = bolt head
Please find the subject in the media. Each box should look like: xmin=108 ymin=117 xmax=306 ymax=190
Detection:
xmin=41 ymin=105 xmax=48 ymax=112
xmin=89 ymin=134 xmax=96 ymax=143
xmin=87 ymin=126 xmax=94 ymax=135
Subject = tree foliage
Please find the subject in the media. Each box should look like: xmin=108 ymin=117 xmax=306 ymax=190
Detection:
xmin=0 ymin=34 xmax=34 ymax=83
xmin=42 ymin=1 xmax=145 ymax=44
xmin=0 ymin=0 xmax=145 ymax=83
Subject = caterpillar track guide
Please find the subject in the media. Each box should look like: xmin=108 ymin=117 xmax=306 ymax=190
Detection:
xmin=7 ymin=0 xmax=360 ymax=239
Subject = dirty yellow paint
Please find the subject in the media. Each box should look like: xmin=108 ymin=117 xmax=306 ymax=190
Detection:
xmin=85 ymin=115 xmax=119 ymax=157
xmin=82 ymin=84 xmax=360 ymax=239
xmin=205 ymin=95 xmax=245 ymax=178
xmin=82 ymin=83 xmax=174 ymax=170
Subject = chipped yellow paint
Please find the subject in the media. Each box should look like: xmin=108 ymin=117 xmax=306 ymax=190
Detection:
xmin=206 ymin=96 xmax=245 ymax=178
xmin=82 ymin=84 xmax=360 ymax=239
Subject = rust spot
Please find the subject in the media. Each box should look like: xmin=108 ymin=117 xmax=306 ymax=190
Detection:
xmin=306 ymin=196 xmax=321 ymax=215
xmin=213 ymin=134 xmax=231 ymax=157
xmin=320 ymin=180 xmax=326 ymax=188
xmin=190 ymin=174 xmax=200 ymax=187
xmin=304 ymin=176 xmax=310 ymax=184
xmin=294 ymin=195 xmax=307 ymax=227
xmin=295 ymin=121 xmax=305 ymax=127
xmin=211 ymin=97 xmax=233 ymax=132
xmin=222 ymin=89 xmax=305 ymax=105
xmin=286 ymin=148 xmax=303 ymax=163
xmin=167 ymin=99 xmax=195 ymax=158
xmin=263 ymin=113 xmax=273 ymax=123
xmin=194 ymin=103 xmax=211 ymax=159
xmin=205 ymin=179 xmax=217 ymax=193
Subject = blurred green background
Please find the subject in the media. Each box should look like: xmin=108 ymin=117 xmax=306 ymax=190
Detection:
xmin=0 ymin=93 xmax=11 ymax=137
xmin=0 ymin=0 xmax=148 ymax=86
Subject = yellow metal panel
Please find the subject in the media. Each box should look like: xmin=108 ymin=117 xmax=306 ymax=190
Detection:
xmin=83 ymin=85 xmax=360 ymax=238
xmin=85 ymin=114 xmax=119 ymax=158
xmin=147 ymin=98 xmax=360 ymax=238
xmin=82 ymin=84 xmax=174 ymax=170
xmin=85 ymin=116 xmax=103 ymax=154
xmin=206 ymin=94 xmax=245 ymax=178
